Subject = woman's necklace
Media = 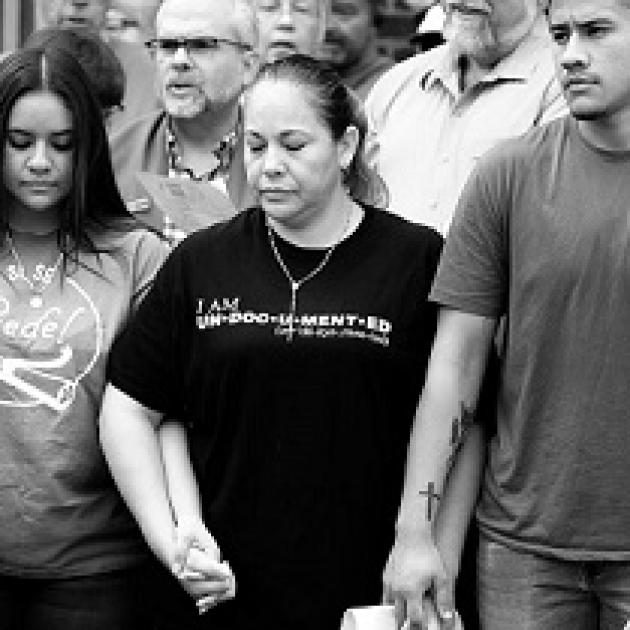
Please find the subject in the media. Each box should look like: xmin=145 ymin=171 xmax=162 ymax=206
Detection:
xmin=5 ymin=232 xmax=64 ymax=309
xmin=266 ymin=207 xmax=352 ymax=342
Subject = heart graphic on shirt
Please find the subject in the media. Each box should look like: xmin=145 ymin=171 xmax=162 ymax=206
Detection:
xmin=0 ymin=277 xmax=102 ymax=411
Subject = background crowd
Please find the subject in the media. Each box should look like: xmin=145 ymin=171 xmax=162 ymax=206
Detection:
xmin=1 ymin=1 xmax=629 ymax=630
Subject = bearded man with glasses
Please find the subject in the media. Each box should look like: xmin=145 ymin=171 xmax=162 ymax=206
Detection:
xmin=110 ymin=0 xmax=257 ymax=229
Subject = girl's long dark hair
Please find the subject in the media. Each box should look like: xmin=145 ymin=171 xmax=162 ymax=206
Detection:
xmin=0 ymin=46 xmax=135 ymax=264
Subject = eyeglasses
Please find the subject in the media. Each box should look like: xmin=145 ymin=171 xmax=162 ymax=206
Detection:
xmin=255 ymin=0 xmax=319 ymax=16
xmin=145 ymin=37 xmax=250 ymax=56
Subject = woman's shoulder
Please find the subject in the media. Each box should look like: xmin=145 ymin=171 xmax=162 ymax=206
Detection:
xmin=175 ymin=207 xmax=260 ymax=254
xmin=364 ymin=205 xmax=443 ymax=252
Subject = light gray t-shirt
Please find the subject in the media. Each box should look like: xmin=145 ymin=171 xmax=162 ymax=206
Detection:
xmin=0 ymin=228 xmax=166 ymax=577
xmin=432 ymin=116 xmax=630 ymax=560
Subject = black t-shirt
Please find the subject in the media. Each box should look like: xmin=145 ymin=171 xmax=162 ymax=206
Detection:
xmin=108 ymin=206 xmax=442 ymax=630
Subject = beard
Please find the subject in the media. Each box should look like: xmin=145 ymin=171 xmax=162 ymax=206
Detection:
xmin=443 ymin=10 xmax=499 ymax=66
xmin=162 ymin=87 xmax=207 ymax=119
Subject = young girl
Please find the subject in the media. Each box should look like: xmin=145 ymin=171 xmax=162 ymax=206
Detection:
xmin=100 ymin=55 xmax=443 ymax=630
xmin=0 ymin=46 xmax=165 ymax=629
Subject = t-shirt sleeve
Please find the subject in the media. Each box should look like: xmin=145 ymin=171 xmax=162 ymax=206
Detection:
xmin=107 ymin=247 xmax=183 ymax=416
xmin=430 ymin=149 xmax=509 ymax=317
xmin=130 ymin=230 xmax=169 ymax=310
xmin=410 ymin=227 xmax=443 ymax=369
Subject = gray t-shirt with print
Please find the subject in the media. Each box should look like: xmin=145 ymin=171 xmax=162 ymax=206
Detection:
xmin=0 ymin=228 xmax=166 ymax=577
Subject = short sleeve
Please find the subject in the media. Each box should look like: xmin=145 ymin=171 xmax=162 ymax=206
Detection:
xmin=409 ymin=227 xmax=443 ymax=367
xmin=430 ymin=149 xmax=509 ymax=317
xmin=107 ymin=247 xmax=183 ymax=416
xmin=130 ymin=230 xmax=169 ymax=309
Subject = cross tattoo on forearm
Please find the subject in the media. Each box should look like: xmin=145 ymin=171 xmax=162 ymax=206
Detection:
xmin=418 ymin=481 xmax=441 ymax=521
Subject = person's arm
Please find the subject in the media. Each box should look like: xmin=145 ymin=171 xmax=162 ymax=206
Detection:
xmin=383 ymin=307 xmax=496 ymax=628
xmin=434 ymin=422 xmax=485 ymax=583
xmin=158 ymin=421 xmax=235 ymax=613
xmin=99 ymin=384 xmax=175 ymax=567
xmin=158 ymin=421 xmax=204 ymax=528
xmin=100 ymin=387 xmax=234 ymax=613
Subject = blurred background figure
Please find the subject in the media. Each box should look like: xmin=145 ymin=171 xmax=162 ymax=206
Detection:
xmin=107 ymin=0 xmax=162 ymax=41
xmin=320 ymin=0 xmax=393 ymax=101
xmin=409 ymin=2 xmax=445 ymax=53
xmin=42 ymin=0 xmax=109 ymax=28
xmin=366 ymin=0 xmax=567 ymax=235
xmin=104 ymin=7 xmax=146 ymax=44
xmin=24 ymin=26 xmax=126 ymax=128
xmin=252 ymin=0 xmax=326 ymax=62
xmin=36 ymin=0 xmax=159 ymax=133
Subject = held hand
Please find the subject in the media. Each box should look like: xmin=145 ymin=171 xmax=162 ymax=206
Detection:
xmin=171 ymin=515 xmax=221 ymax=573
xmin=170 ymin=516 xmax=236 ymax=613
xmin=181 ymin=547 xmax=236 ymax=615
xmin=382 ymin=534 xmax=456 ymax=630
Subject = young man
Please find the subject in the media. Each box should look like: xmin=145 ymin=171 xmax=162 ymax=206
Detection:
xmin=320 ymin=0 xmax=393 ymax=101
xmin=383 ymin=1 xmax=630 ymax=628
xmin=365 ymin=0 xmax=567 ymax=233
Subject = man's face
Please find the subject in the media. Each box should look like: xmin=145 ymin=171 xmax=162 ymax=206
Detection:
xmin=321 ymin=0 xmax=374 ymax=70
xmin=254 ymin=0 xmax=324 ymax=62
xmin=154 ymin=2 xmax=248 ymax=118
xmin=441 ymin=0 xmax=538 ymax=66
xmin=50 ymin=0 xmax=108 ymax=28
xmin=549 ymin=0 xmax=630 ymax=122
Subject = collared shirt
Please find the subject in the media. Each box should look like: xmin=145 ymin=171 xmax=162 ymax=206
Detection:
xmin=109 ymin=109 xmax=253 ymax=229
xmin=365 ymin=17 xmax=568 ymax=235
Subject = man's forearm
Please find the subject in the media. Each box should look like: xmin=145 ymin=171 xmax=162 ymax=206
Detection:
xmin=435 ymin=423 xmax=485 ymax=576
xmin=396 ymin=309 xmax=495 ymax=538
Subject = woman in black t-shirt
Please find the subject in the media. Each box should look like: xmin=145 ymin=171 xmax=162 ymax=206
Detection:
xmin=100 ymin=55 xmax=443 ymax=630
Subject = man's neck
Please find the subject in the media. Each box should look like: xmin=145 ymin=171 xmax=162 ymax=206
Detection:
xmin=455 ymin=13 xmax=540 ymax=94
xmin=339 ymin=40 xmax=379 ymax=77
xmin=171 ymin=100 xmax=240 ymax=149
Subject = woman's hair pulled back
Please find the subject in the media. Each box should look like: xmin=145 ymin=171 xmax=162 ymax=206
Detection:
xmin=248 ymin=54 xmax=388 ymax=209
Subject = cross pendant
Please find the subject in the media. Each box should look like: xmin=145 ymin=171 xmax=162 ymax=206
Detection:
xmin=286 ymin=281 xmax=299 ymax=342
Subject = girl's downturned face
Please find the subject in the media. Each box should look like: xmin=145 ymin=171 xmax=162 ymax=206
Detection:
xmin=244 ymin=79 xmax=348 ymax=228
xmin=3 ymin=90 xmax=74 ymax=214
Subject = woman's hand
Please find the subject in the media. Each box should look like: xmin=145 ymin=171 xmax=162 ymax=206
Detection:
xmin=171 ymin=516 xmax=236 ymax=615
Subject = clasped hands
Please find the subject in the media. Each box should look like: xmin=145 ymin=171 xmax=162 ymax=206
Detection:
xmin=170 ymin=516 xmax=236 ymax=616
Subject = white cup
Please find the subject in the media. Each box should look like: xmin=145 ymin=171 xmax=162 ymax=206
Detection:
xmin=340 ymin=605 xmax=396 ymax=630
